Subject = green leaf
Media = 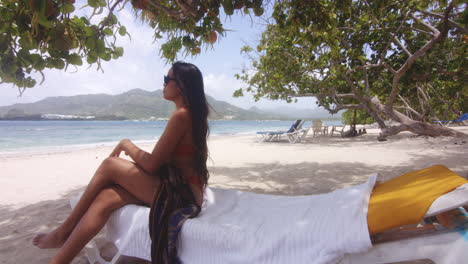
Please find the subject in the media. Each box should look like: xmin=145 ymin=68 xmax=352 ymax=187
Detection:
xmin=96 ymin=39 xmax=106 ymax=53
xmin=100 ymin=52 xmax=111 ymax=61
xmin=53 ymin=59 xmax=65 ymax=70
xmin=109 ymin=14 xmax=118 ymax=25
xmin=30 ymin=53 xmax=42 ymax=64
xmin=37 ymin=17 xmax=54 ymax=28
xmin=253 ymin=7 xmax=264 ymax=16
xmin=34 ymin=58 xmax=47 ymax=71
xmin=19 ymin=35 xmax=34 ymax=50
xmin=61 ymin=3 xmax=75 ymax=14
xmin=114 ymin=47 xmax=124 ymax=57
xmin=84 ymin=26 xmax=94 ymax=37
xmin=85 ymin=38 xmax=96 ymax=49
xmin=118 ymin=26 xmax=127 ymax=36
xmin=233 ymin=89 xmax=244 ymax=97
xmin=25 ymin=78 xmax=37 ymax=88
xmin=87 ymin=53 xmax=98 ymax=64
xmin=80 ymin=16 xmax=90 ymax=24
xmin=88 ymin=0 xmax=100 ymax=8
xmin=98 ymin=0 xmax=107 ymax=7
xmin=103 ymin=28 xmax=113 ymax=36
xmin=68 ymin=53 xmax=83 ymax=66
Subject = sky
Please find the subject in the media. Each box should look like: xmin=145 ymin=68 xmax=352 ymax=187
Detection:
xmin=0 ymin=3 xmax=319 ymax=112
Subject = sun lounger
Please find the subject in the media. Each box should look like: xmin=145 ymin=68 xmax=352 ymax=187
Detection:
xmin=286 ymin=120 xmax=327 ymax=143
xmin=341 ymin=181 xmax=468 ymax=263
xmin=256 ymin=120 xmax=305 ymax=143
xmin=70 ymin=165 xmax=468 ymax=264
xmin=330 ymin=125 xmax=346 ymax=137
xmin=433 ymin=113 xmax=468 ymax=127
xmin=340 ymin=229 xmax=468 ymax=264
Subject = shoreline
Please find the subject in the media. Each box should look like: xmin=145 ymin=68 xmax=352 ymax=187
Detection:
xmin=0 ymin=132 xmax=254 ymax=159
xmin=0 ymin=120 xmax=314 ymax=156
xmin=1 ymin=124 xmax=465 ymax=158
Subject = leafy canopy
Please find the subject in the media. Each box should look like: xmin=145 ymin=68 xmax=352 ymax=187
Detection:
xmin=236 ymin=0 xmax=466 ymax=123
xmin=0 ymin=0 xmax=265 ymax=93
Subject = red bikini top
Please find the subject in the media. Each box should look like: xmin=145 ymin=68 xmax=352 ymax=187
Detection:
xmin=173 ymin=143 xmax=202 ymax=187
xmin=174 ymin=143 xmax=195 ymax=157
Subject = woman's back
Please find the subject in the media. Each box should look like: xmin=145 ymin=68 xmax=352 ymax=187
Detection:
xmin=169 ymin=110 xmax=204 ymax=206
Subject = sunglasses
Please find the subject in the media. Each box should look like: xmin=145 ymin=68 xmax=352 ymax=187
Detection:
xmin=164 ymin=75 xmax=176 ymax=85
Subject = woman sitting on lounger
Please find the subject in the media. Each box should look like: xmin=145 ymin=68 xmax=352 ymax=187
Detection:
xmin=33 ymin=61 xmax=210 ymax=264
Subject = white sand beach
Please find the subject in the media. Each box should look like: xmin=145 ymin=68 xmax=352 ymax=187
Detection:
xmin=0 ymin=127 xmax=467 ymax=263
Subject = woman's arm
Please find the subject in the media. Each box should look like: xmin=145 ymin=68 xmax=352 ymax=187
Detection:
xmin=110 ymin=109 xmax=190 ymax=174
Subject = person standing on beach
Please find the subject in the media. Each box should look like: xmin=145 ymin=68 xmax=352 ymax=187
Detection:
xmin=32 ymin=61 xmax=210 ymax=264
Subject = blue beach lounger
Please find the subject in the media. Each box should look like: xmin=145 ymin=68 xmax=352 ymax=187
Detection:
xmin=256 ymin=120 xmax=305 ymax=143
xmin=434 ymin=113 xmax=468 ymax=127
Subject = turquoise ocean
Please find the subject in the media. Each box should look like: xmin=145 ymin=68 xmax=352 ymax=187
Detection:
xmin=0 ymin=120 xmax=343 ymax=154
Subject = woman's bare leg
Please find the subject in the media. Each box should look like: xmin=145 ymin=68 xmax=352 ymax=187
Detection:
xmin=33 ymin=157 xmax=159 ymax=249
xmin=49 ymin=185 xmax=141 ymax=264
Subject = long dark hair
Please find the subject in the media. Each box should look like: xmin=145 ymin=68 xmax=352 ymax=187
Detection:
xmin=172 ymin=61 xmax=210 ymax=188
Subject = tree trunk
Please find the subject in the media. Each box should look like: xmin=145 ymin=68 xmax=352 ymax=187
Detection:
xmin=369 ymin=97 xmax=466 ymax=141
xmin=379 ymin=121 xmax=466 ymax=140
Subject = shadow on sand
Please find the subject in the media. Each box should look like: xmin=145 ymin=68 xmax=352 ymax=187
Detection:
xmin=209 ymin=146 xmax=467 ymax=195
xmin=0 ymin=187 xmax=89 ymax=264
xmin=1 ymin=140 xmax=466 ymax=263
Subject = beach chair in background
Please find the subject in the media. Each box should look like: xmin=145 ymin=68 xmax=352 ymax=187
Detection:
xmin=284 ymin=124 xmax=311 ymax=144
xmin=434 ymin=113 xmax=468 ymax=127
xmin=311 ymin=120 xmax=325 ymax=137
xmin=330 ymin=125 xmax=346 ymax=137
xmin=288 ymin=120 xmax=329 ymax=143
xmin=256 ymin=120 xmax=305 ymax=143
xmin=70 ymin=165 xmax=468 ymax=264
xmin=289 ymin=120 xmax=325 ymax=143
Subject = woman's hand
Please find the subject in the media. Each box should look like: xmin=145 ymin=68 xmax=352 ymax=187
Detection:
xmin=109 ymin=139 xmax=131 ymax=157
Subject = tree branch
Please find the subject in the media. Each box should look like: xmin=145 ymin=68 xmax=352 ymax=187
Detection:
xmin=364 ymin=68 xmax=370 ymax=98
xmin=343 ymin=72 xmax=364 ymax=99
xmin=342 ymin=74 xmax=388 ymax=129
xmin=174 ymin=0 xmax=199 ymax=18
xmin=272 ymin=93 xmax=356 ymax=98
xmin=359 ymin=63 xmax=385 ymax=69
xmin=385 ymin=12 xmax=443 ymax=111
xmin=148 ymin=0 xmax=186 ymax=20
xmin=416 ymin=84 xmax=433 ymax=117
xmin=383 ymin=63 xmax=397 ymax=74
xmin=320 ymin=104 xmax=364 ymax=114
xmin=100 ymin=0 xmax=124 ymax=30
xmin=420 ymin=10 xmax=468 ymax=34
xmin=378 ymin=10 xmax=411 ymax=65
xmin=338 ymin=26 xmax=433 ymax=36
xmin=398 ymin=94 xmax=423 ymax=119
xmin=392 ymin=35 xmax=412 ymax=56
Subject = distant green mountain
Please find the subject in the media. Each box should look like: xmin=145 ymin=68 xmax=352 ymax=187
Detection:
xmin=0 ymin=89 xmax=274 ymax=120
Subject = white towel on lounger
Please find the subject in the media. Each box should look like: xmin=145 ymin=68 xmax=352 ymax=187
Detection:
xmin=177 ymin=174 xmax=376 ymax=264
xmin=72 ymin=174 xmax=376 ymax=264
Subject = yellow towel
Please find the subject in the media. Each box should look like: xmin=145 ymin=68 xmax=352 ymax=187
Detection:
xmin=367 ymin=164 xmax=468 ymax=234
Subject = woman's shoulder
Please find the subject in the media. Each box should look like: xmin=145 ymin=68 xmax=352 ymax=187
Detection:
xmin=171 ymin=108 xmax=191 ymax=120
xmin=169 ymin=108 xmax=192 ymax=127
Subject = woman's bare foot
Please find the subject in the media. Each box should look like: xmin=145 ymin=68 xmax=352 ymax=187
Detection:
xmin=32 ymin=230 xmax=68 ymax=249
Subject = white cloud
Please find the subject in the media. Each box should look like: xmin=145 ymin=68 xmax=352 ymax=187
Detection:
xmin=203 ymin=73 xmax=319 ymax=110
xmin=204 ymin=73 xmax=245 ymax=103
